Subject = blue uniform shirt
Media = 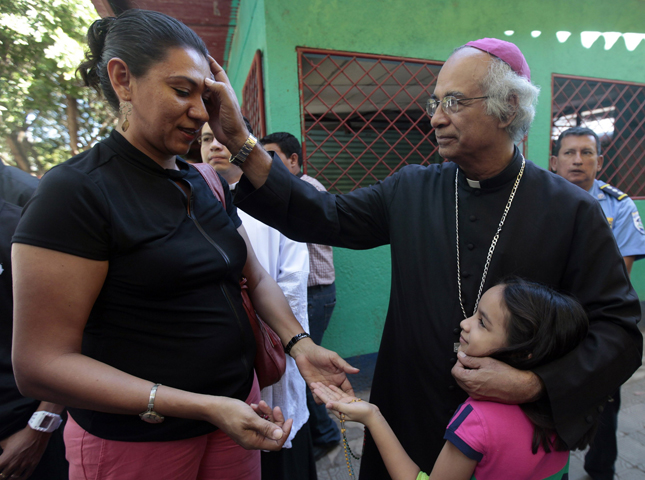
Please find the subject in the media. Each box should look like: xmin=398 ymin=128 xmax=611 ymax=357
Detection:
xmin=589 ymin=179 xmax=645 ymax=260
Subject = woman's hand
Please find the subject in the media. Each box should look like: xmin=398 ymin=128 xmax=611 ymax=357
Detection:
xmin=311 ymin=383 xmax=379 ymax=426
xmin=204 ymin=396 xmax=292 ymax=451
xmin=290 ymin=338 xmax=359 ymax=400
xmin=203 ymin=56 xmax=249 ymax=154
xmin=250 ymin=400 xmax=288 ymax=427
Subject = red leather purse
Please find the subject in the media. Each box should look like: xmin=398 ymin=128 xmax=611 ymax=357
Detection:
xmin=192 ymin=163 xmax=286 ymax=389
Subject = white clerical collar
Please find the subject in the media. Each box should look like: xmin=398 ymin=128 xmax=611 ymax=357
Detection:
xmin=466 ymin=178 xmax=481 ymax=189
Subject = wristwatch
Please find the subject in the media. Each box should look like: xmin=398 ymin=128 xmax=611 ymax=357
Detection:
xmin=139 ymin=383 xmax=165 ymax=424
xmin=229 ymin=133 xmax=258 ymax=167
xmin=28 ymin=411 xmax=63 ymax=433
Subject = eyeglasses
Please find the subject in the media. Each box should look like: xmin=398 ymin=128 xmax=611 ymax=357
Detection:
xmin=198 ymin=133 xmax=214 ymax=145
xmin=425 ymin=96 xmax=488 ymax=116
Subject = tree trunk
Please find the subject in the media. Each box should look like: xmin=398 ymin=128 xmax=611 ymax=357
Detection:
xmin=66 ymin=94 xmax=80 ymax=155
xmin=6 ymin=133 xmax=31 ymax=173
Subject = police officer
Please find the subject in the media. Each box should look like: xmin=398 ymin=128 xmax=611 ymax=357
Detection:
xmin=550 ymin=126 xmax=645 ymax=480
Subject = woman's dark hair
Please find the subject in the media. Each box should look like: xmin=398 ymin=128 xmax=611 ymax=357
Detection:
xmin=490 ymin=277 xmax=593 ymax=454
xmin=77 ymin=9 xmax=209 ymax=112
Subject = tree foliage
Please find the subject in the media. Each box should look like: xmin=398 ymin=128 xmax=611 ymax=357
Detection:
xmin=0 ymin=0 xmax=115 ymax=175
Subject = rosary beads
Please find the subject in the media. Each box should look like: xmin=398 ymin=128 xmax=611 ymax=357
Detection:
xmin=340 ymin=398 xmax=364 ymax=478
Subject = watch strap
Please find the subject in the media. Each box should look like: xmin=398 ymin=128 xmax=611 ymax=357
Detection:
xmin=229 ymin=134 xmax=258 ymax=167
xmin=139 ymin=383 xmax=165 ymax=423
xmin=28 ymin=411 xmax=63 ymax=433
xmin=284 ymin=333 xmax=311 ymax=356
xmin=147 ymin=383 xmax=160 ymax=410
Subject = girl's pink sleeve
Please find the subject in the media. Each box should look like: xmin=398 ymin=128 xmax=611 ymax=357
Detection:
xmin=443 ymin=400 xmax=486 ymax=461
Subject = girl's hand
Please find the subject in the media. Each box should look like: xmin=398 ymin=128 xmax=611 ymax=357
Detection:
xmin=311 ymin=383 xmax=380 ymax=426
xmin=203 ymin=56 xmax=249 ymax=154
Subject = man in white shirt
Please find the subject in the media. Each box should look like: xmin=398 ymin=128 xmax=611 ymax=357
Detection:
xmin=259 ymin=132 xmax=341 ymax=458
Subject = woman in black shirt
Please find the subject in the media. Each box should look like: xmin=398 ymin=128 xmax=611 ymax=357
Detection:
xmin=11 ymin=10 xmax=356 ymax=480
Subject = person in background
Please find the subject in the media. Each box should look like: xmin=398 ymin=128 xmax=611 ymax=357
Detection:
xmin=259 ymin=132 xmax=342 ymax=458
xmin=0 ymin=169 xmax=68 ymax=480
xmin=550 ymin=126 xmax=645 ymax=480
xmin=0 ymin=158 xmax=39 ymax=208
xmin=11 ymin=10 xmax=356 ymax=480
xmin=200 ymin=122 xmax=316 ymax=480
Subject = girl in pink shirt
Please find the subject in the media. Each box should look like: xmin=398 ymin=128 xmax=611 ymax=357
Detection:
xmin=312 ymin=277 xmax=597 ymax=480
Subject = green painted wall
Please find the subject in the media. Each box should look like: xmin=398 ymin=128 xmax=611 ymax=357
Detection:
xmin=227 ymin=0 xmax=267 ymax=97
xmin=227 ymin=0 xmax=645 ymax=357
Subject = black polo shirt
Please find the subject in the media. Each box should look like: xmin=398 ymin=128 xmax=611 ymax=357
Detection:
xmin=14 ymin=131 xmax=255 ymax=441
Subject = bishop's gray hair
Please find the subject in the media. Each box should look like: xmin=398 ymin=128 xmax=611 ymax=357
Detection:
xmin=480 ymin=57 xmax=540 ymax=143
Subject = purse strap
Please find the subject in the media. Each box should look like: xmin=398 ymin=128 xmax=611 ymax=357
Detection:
xmin=192 ymin=163 xmax=227 ymax=208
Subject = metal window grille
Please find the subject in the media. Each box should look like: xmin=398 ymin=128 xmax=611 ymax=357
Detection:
xmin=298 ymin=48 xmax=446 ymax=194
xmin=241 ymin=50 xmax=266 ymax=139
xmin=551 ymin=74 xmax=645 ymax=198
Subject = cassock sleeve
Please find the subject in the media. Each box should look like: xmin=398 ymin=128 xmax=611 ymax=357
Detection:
xmin=534 ymin=196 xmax=643 ymax=449
xmin=235 ymin=152 xmax=392 ymax=249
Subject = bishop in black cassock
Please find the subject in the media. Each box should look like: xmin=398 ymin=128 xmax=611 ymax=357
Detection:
xmin=213 ymin=38 xmax=642 ymax=480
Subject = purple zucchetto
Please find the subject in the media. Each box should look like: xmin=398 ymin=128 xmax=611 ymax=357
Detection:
xmin=464 ymin=38 xmax=531 ymax=81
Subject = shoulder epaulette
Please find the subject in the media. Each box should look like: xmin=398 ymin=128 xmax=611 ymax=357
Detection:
xmin=599 ymin=183 xmax=628 ymax=201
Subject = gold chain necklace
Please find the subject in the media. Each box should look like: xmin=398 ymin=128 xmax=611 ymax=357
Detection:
xmin=455 ymin=158 xmax=526 ymax=318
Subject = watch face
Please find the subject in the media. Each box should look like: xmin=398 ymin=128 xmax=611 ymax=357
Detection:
xmin=40 ymin=416 xmax=53 ymax=429
xmin=139 ymin=411 xmax=165 ymax=424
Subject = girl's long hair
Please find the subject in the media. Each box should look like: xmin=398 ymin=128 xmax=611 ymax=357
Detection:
xmin=490 ymin=277 xmax=594 ymax=454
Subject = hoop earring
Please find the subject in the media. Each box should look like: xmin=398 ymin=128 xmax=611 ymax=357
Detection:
xmin=119 ymin=101 xmax=132 ymax=132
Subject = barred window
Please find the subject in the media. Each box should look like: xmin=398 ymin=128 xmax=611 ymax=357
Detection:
xmin=241 ymin=50 xmax=266 ymax=139
xmin=551 ymin=74 xmax=645 ymax=198
xmin=298 ymin=48 xmax=445 ymax=194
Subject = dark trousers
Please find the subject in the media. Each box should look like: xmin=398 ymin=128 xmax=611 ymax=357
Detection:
xmin=307 ymin=283 xmax=337 ymax=346
xmin=261 ymin=421 xmax=317 ymax=480
xmin=584 ymin=389 xmax=620 ymax=480
xmin=306 ymin=283 xmax=341 ymax=446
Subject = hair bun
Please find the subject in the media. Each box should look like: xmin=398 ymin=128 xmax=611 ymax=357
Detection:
xmin=88 ymin=17 xmax=115 ymax=58
xmin=78 ymin=17 xmax=115 ymax=90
